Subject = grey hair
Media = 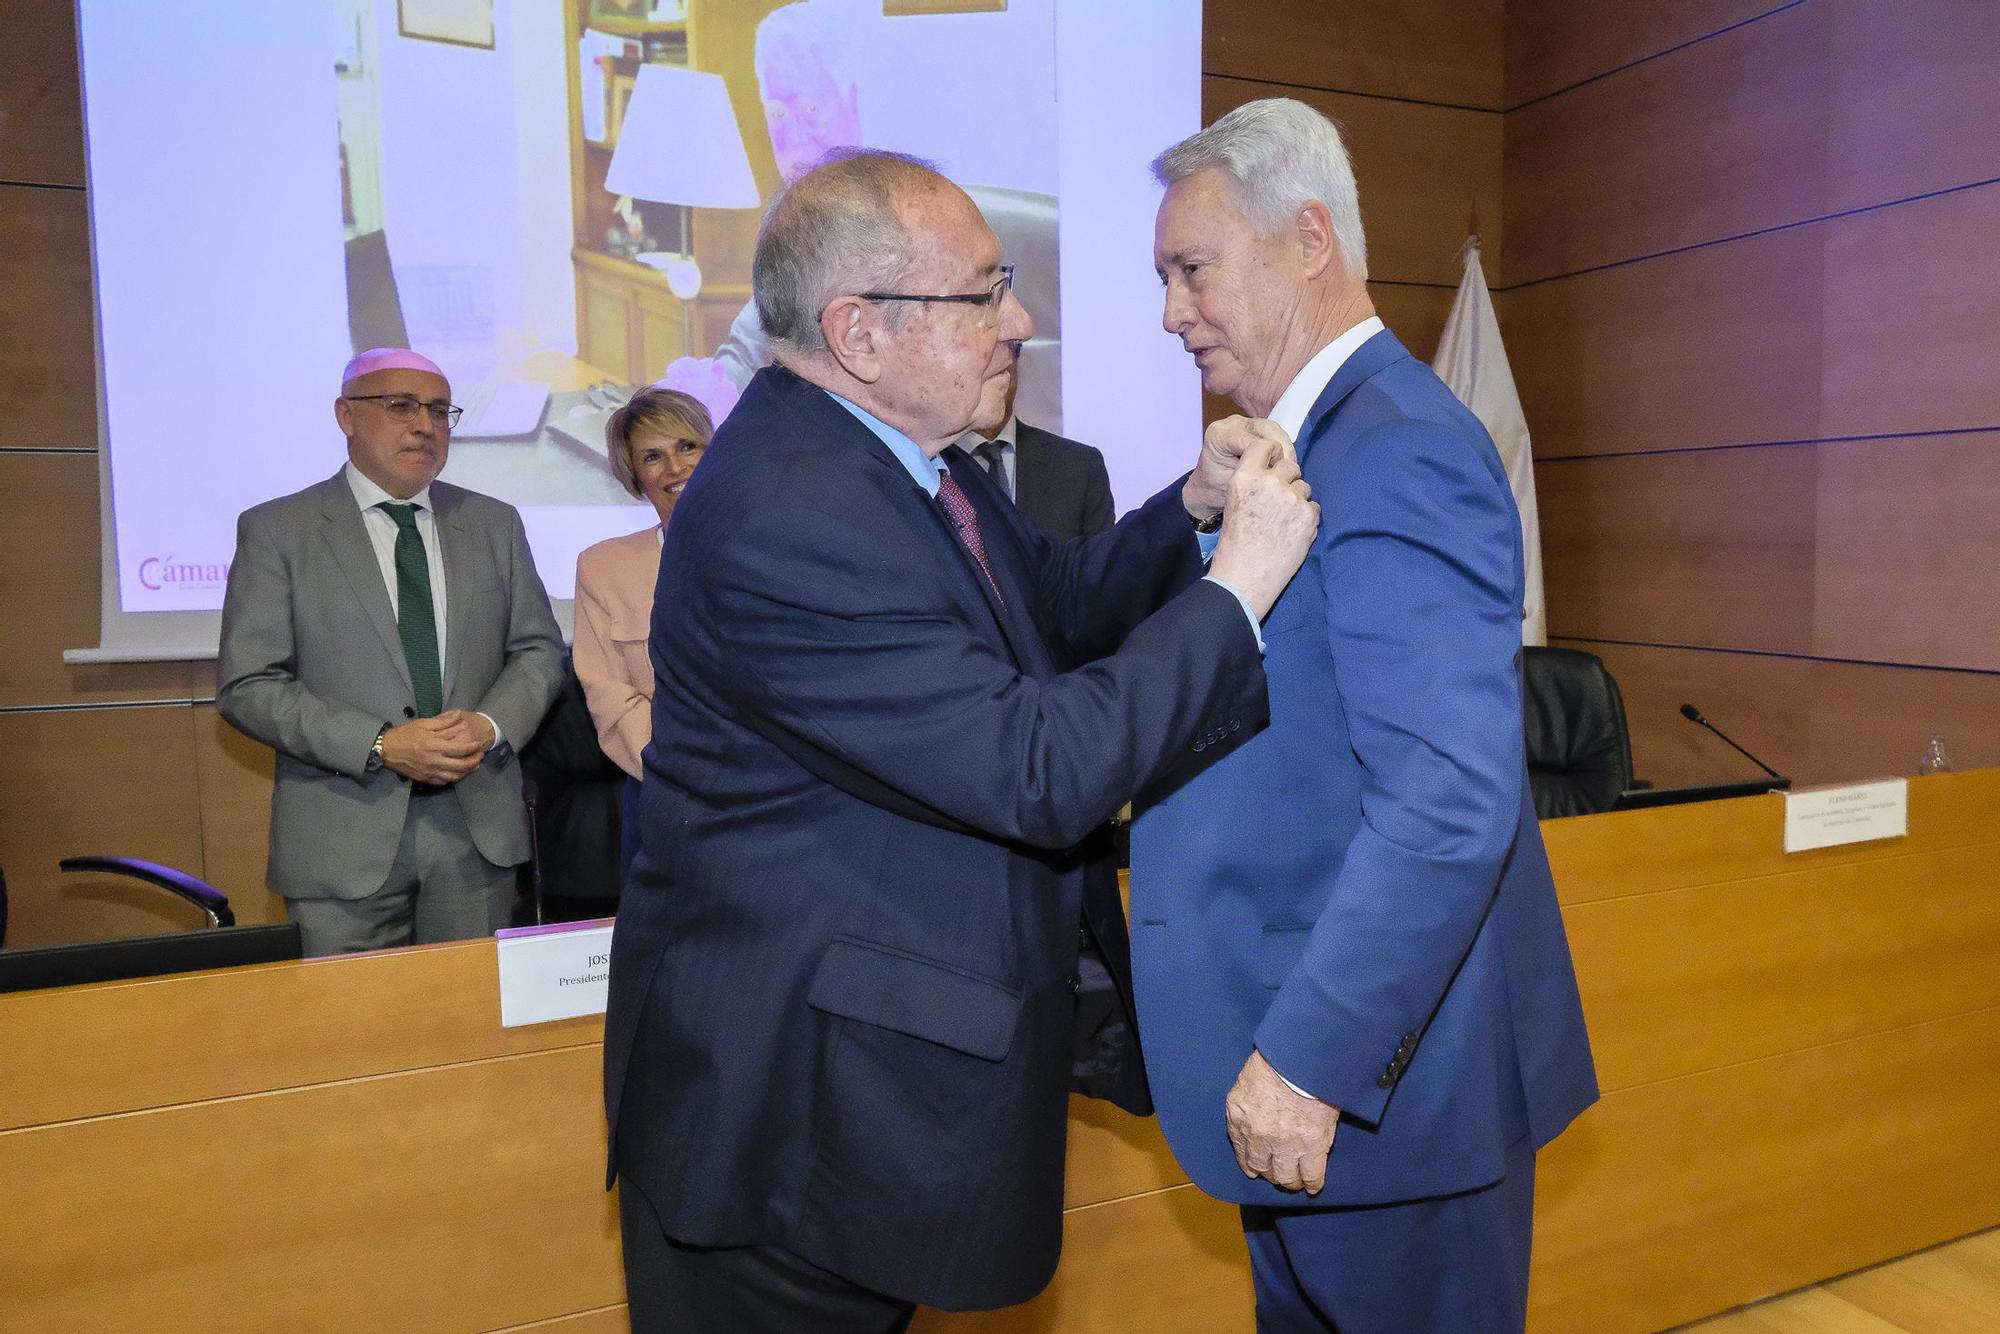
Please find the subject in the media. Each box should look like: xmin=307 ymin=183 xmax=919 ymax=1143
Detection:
xmin=1151 ymin=98 xmax=1369 ymax=281
xmin=753 ymin=148 xmax=943 ymax=356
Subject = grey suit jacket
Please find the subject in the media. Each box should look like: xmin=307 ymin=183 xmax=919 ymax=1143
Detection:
xmin=1013 ymin=422 xmax=1115 ymax=539
xmin=217 ymin=470 xmax=564 ymax=901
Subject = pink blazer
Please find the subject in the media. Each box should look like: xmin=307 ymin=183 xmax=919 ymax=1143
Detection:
xmin=572 ymin=526 xmax=662 ymax=780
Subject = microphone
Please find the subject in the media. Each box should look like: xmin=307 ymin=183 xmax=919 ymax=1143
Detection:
xmin=1678 ymin=703 xmax=1784 ymax=780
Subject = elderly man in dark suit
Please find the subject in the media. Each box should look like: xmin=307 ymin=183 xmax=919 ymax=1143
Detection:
xmin=217 ymin=348 xmax=563 ymax=956
xmin=603 ymin=149 xmax=1320 ymax=1332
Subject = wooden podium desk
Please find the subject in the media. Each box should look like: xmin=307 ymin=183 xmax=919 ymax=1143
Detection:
xmin=4 ymin=771 xmax=1998 ymax=1331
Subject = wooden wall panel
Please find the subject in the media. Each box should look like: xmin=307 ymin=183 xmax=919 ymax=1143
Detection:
xmin=1504 ymin=223 xmax=1824 ymax=459
xmin=1503 ymin=1 xmax=1830 ymax=286
xmin=1531 ymin=1005 xmax=2000 ymax=1334
xmin=1367 ymin=282 xmax=1454 ymax=364
xmin=918 ymin=1185 xmax=1253 ymax=1334
xmin=0 ymin=451 xmax=196 ymax=708
xmin=191 ymin=702 xmax=286 ymax=925
xmin=0 ymin=940 xmax=603 ymax=1130
xmin=0 ymin=704 xmax=208 ymax=948
xmin=1206 ymin=0 xmax=1504 ymax=109
xmin=1563 ymin=639 xmax=2000 ymax=790
xmin=1536 ymin=446 xmax=1818 ymax=654
xmin=1543 ymin=768 xmax=2000 ymax=908
xmin=1504 ymin=0 xmax=1792 ymax=107
xmin=1826 ymin=0 xmax=2000 ymax=211
xmin=1820 ymin=183 xmax=2000 ymax=441
xmin=0 ymin=184 xmax=96 ymax=448
xmin=1811 ymin=432 xmax=2000 ymax=671
xmin=1203 ymin=76 xmax=1501 ymax=287
xmin=0 ymin=0 xmax=83 ymax=186
xmin=0 ymin=1047 xmax=623 ymax=1332
xmin=1565 ymin=843 xmax=2000 ymax=1092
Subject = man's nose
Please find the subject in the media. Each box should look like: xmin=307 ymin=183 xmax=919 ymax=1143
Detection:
xmin=997 ymin=285 xmax=1033 ymax=343
xmin=1162 ymin=283 xmax=1192 ymax=336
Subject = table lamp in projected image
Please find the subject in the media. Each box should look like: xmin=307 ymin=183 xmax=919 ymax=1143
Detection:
xmin=604 ymin=63 xmax=761 ymax=360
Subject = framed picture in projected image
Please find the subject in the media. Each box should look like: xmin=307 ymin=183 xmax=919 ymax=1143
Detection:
xmin=884 ymin=1 xmax=1006 ymax=13
xmin=397 ymin=0 xmax=495 ymax=49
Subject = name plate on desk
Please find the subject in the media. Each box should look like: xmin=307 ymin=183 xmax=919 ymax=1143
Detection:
xmin=495 ymin=920 xmax=614 ymax=1027
xmin=1783 ymin=779 xmax=1909 ymax=854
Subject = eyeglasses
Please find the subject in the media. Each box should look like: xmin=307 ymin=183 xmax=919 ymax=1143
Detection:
xmin=344 ymin=394 xmax=464 ymax=429
xmin=857 ymin=264 xmax=1015 ymax=323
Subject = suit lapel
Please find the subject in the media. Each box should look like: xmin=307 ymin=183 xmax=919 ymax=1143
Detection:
xmin=434 ymin=484 xmax=473 ymax=704
xmin=777 ymin=370 xmax=1030 ymax=669
xmin=1298 ymin=329 xmax=1411 ymax=463
xmin=315 ymin=472 xmax=413 ymax=698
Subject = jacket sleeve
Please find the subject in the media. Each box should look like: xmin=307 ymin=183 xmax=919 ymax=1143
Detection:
xmin=468 ymin=503 xmax=565 ymax=756
xmin=1253 ymin=419 xmax=1528 ymax=1125
xmin=695 ymin=489 xmax=1266 ymax=852
xmin=215 ymin=507 xmax=384 ymax=778
xmin=572 ymin=551 xmax=650 ymax=780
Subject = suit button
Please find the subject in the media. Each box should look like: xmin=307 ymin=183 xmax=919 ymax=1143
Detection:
xmin=1229 ymin=719 xmax=1240 ymax=732
xmin=1067 ymin=975 xmax=1081 ymax=995
xmin=402 ymin=706 xmax=416 ymax=718
xmin=1193 ymin=740 xmax=1206 ymax=753
xmin=1376 ymin=1073 xmax=1394 ymax=1089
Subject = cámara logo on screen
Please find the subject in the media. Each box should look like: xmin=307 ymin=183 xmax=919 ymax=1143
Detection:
xmin=138 ymin=556 xmax=231 ymax=591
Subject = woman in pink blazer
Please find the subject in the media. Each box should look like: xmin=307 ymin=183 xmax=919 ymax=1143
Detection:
xmin=572 ymin=388 xmax=712 ymax=868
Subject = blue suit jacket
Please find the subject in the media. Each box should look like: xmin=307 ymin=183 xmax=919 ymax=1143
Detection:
xmin=1131 ymin=330 xmax=1598 ymax=1208
xmin=603 ymin=365 xmax=1267 ymax=1309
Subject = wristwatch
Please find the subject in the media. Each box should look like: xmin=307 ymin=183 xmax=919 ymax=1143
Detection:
xmin=366 ymin=725 xmax=389 ymax=773
xmin=1190 ymin=508 xmax=1224 ymax=534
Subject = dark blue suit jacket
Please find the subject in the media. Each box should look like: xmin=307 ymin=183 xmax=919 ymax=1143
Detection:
xmin=603 ymin=365 xmax=1267 ymax=1310
xmin=1131 ymin=331 xmax=1598 ymax=1209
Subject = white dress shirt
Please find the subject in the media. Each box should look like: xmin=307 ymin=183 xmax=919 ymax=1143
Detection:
xmin=1267 ymin=316 xmax=1386 ymax=443
xmin=343 ymin=462 xmax=504 ymax=747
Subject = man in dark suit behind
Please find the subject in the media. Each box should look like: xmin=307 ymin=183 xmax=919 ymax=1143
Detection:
xmin=604 ymin=148 xmax=1320 ymax=1332
xmin=954 ymin=351 xmax=1115 ymax=539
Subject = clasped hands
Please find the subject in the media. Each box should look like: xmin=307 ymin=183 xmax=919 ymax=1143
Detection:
xmin=1226 ymin=1049 xmax=1341 ymax=1196
xmin=1186 ymin=416 xmax=1321 ymax=620
xmin=378 ymin=710 xmax=494 ymax=786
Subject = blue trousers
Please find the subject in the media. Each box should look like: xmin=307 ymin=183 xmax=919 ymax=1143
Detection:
xmin=1240 ymin=1134 xmax=1536 ymax=1334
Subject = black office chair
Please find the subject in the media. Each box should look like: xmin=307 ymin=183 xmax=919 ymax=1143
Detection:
xmin=1522 ymin=646 xmax=1635 ymax=819
xmin=0 ymin=858 xmax=301 ymax=993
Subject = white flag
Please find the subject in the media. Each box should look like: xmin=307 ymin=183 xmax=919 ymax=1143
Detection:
xmin=1433 ymin=238 xmax=1546 ymax=646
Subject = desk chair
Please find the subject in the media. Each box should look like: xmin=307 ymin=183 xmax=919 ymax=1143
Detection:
xmin=1523 ymin=646 xmax=1636 ymax=819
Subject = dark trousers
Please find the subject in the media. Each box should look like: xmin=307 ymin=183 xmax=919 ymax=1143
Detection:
xmin=1241 ymin=1134 xmax=1537 ymax=1334
xmin=618 ymin=1178 xmax=915 ymax=1334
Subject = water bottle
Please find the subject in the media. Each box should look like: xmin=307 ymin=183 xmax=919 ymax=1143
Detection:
xmin=1918 ymin=734 xmax=1953 ymax=776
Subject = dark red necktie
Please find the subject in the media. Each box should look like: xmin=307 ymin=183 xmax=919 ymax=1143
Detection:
xmin=936 ymin=469 xmax=1005 ymax=605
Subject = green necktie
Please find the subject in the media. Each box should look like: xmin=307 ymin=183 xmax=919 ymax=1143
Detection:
xmin=379 ymin=502 xmax=444 ymax=717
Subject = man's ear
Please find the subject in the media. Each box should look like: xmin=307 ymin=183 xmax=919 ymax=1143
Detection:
xmin=1294 ymin=199 xmax=1340 ymax=282
xmin=333 ymin=394 xmax=356 ymax=437
xmin=820 ymin=295 xmax=885 ymax=385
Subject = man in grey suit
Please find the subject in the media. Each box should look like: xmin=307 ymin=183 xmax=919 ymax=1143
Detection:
xmin=218 ymin=348 xmax=564 ymax=956
xmin=954 ymin=348 xmax=1115 ymax=540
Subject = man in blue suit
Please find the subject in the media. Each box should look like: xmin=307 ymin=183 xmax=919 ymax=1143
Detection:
xmin=1131 ymin=100 xmax=1600 ymax=1332
xmin=604 ymin=149 xmax=1320 ymax=1332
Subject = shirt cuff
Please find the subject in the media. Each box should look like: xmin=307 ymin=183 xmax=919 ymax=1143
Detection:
xmin=1201 ymin=574 xmax=1265 ymax=654
xmin=1196 ymin=526 xmax=1222 ymax=563
xmin=478 ymin=712 xmax=507 ymax=752
xmin=1261 ymin=1051 xmax=1323 ymax=1103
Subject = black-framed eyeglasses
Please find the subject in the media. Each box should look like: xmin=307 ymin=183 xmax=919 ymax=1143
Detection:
xmin=857 ymin=264 xmax=1015 ymax=320
xmin=344 ymin=393 xmax=464 ymax=430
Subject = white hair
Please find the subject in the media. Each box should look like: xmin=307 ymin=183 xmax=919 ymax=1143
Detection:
xmin=1151 ymin=98 xmax=1369 ymax=281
